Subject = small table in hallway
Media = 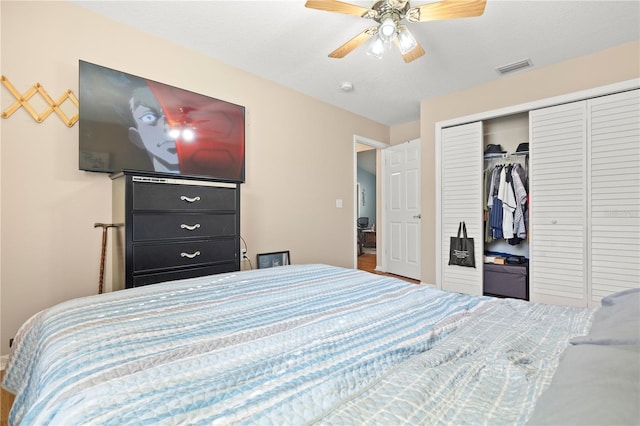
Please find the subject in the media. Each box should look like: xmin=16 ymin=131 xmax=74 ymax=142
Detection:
xmin=362 ymin=230 xmax=376 ymax=248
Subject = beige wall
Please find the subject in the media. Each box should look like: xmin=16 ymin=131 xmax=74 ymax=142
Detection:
xmin=390 ymin=120 xmax=420 ymax=145
xmin=420 ymin=41 xmax=640 ymax=285
xmin=0 ymin=1 xmax=389 ymax=354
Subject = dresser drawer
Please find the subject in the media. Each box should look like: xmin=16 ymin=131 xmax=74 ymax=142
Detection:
xmin=132 ymin=263 xmax=238 ymax=288
xmin=133 ymin=182 xmax=237 ymax=211
xmin=133 ymin=213 xmax=237 ymax=241
xmin=133 ymin=239 xmax=236 ymax=272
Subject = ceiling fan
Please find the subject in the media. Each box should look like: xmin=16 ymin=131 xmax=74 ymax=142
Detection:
xmin=305 ymin=0 xmax=487 ymax=63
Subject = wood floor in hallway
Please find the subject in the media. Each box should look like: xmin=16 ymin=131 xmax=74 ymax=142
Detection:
xmin=357 ymin=252 xmax=419 ymax=285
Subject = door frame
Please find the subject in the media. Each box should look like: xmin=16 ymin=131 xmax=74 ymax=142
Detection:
xmin=353 ymin=135 xmax=389 ymax=269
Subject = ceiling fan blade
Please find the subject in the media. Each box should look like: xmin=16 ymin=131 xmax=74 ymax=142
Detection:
xmin=407 ymin=0 xmax=487 ymax=22
xmin=394 ymin=40 xmax=426 ymax=63
xmin=329 ymin=27 xmax=377 ymax=58
xmin=305 ymin=0 xmax=372 ymax=18
xmin=401 ymin=43 xmax=425 ymax=63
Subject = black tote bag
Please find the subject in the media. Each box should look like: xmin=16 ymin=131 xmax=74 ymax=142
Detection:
xmin=448 ymin=222 xmax=476 ymax=268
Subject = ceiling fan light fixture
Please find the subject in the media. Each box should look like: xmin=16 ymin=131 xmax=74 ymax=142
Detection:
xmin=366 ymin=35 xmax=385 ymax=59
xmin=378 ymin=16 xmax=397 ymax=42
xmin=397 ymin=25 xmax=417 ymax=54
xmin=306 ymin=0 xmax=487 ymax=64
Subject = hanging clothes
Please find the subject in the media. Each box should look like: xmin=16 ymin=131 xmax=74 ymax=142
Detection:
xmin=499 ymin=165 xmax=516 ymax=239
xmin=483 ymin=157 xmax=529 ymax=245
xmin=511 ymin=163 xmax=528 ymax=240
xmin=487 ymin=165 xmax=500 ymax=208
xmin=487 ymin=165 xmax=503 ymax=240
xmin=490 ymin=197 xmax=504 ymax=240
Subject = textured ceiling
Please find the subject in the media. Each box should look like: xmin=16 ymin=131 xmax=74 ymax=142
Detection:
xmin=74 ymin=0 xmax=640 ymax=126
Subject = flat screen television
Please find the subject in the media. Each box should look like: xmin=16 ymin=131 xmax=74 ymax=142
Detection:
xmin=79 ymin=60 xmax=245 ymax=182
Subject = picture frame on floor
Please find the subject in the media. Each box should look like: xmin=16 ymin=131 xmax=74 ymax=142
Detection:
xmin=257 ymin=251 xmax=290 ymax=269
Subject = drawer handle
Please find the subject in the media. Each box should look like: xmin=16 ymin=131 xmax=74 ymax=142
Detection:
xmin=180 ymin=195 xmax=201 ymax=203
xmin=180 ymin=251 xmax=201 ymax=259
xmin=180 ymin=223 xmax=201 ymax=231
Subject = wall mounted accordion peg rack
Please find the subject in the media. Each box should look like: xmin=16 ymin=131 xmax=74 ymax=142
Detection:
xmin=1 ymin=75 xmax=78 ymax=127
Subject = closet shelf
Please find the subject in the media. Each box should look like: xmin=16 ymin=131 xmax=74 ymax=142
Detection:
xmin=484 ymin=152 xmax=528 ymax=159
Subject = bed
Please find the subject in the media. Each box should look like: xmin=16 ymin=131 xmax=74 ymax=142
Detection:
xmin=2 ymin=264 xmax=638 ymax=425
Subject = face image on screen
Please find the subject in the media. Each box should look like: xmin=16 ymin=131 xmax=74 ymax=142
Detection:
xmin=79 ymin=60 xmax=245 ymax=182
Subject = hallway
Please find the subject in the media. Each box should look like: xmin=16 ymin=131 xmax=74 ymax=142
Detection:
xmin=358 ymin=252 xmax=419 ymax=285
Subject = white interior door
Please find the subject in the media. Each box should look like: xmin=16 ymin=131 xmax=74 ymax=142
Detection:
xmin=439 ymin=122 xmax=483 ymax=295
xmin=529 ymin=101 xmax=587 ymax=307
xmin=384 ymin=139 xmax=420 ymax=280
xmin=587 ymin=89 xmax=640 ymax=305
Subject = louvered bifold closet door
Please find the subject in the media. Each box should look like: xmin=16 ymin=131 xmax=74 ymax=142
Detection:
xmin=529 ymin=102 xmax=587 ymax=307
xmin=588 ymin=89 xmax=640 ymax=305
xmin=441 ymin=122 xmax=483 ymax=295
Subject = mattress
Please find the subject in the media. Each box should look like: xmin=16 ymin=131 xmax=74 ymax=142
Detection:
xmin=2 ymin=264 xmax=594 ymax=425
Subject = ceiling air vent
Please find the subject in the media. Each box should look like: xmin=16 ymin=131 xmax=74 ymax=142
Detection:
xmin=495 ymin=58 xmax=533 ymax=76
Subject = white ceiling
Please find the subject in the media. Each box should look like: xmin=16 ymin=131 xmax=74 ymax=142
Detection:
xmin=73 ymin=0 xmax=640 ymax=126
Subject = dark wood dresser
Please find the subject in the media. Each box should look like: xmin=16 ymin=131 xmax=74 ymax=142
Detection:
xmin=111 ymin=172 xmax=240 ymax=289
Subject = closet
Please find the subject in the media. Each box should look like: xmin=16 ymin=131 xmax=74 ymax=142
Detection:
xmin=438 ymin=84 xmax=639 ymax=308
xmin=483 ymin=136 xmax=530 ymax=300
xmin=440 ymin=115 xmax=530 ymax=298
xmin=530 ymin=89 xmax=639 ymax=307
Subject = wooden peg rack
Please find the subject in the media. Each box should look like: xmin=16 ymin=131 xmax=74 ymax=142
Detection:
xmin=1 ymin=75 xmax=78 ymax=127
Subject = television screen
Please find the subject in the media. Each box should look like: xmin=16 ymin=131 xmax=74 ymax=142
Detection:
xmin=79 ymin=60 xmax=245 ymax=182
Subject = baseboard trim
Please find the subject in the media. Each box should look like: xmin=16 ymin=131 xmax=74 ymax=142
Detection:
xmin=0 ymin=355 xmax=8 ymax=371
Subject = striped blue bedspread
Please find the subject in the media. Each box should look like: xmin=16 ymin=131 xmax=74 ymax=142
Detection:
xmin=3 ymin=264 xmax=593 ymax=425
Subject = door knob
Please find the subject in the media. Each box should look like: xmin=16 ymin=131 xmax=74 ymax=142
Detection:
xmin=413 ymin=214 xmax=421 ymax=219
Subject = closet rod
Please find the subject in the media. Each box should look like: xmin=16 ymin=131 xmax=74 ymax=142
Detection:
xmin=484 ymin=153 xmax=528 ymax=167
